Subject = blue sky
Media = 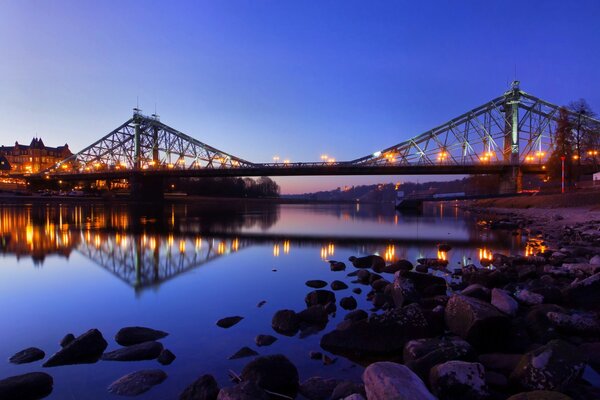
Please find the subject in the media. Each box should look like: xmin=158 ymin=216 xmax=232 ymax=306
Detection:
xmin=1 ymin=1 xmax=599 ymax=193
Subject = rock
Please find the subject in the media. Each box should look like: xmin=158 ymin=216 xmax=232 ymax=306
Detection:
xmin=478 ymin=353 xmax=523 ymax=374
xmin=590 ymin=255 xmax=600 ymax=265
xmin=115 ymin=326 xmax=168 ymax=346
xmin=180 ymin=374 xmax=219 ymax=400
xmin=257 ymin=300 xmax=266 ymax=308
xmin=391 ymin=274 xmax=420 ymax=308
xmin=485 ymin=371 xmax=507 ymax=388
xmin=509 ymin=339 xmax=585 ymax=391
xmin=344 ymin=309 xmax=368 ymax=322
xmin=107 ymin=369 xmax=167 ymax=396
xmin=507 ymin=391 xmax=573 ymax=400
xmin=306 ymin=280 xmax=328 ymax=288
xmin=158 ymin=349 xmax=176 ymax=365
xmin=9 ymin=347 xmax=45 ymax=364
xmin=578 ymin=341 xmax=600 ymax=371
xmin=352 ymin=287 xmax=362 ymax=294
xmin=444 ymin=295 xmax=509 ymax=351
xmin=309 ymin=351 xmax=322 ymax=360
xmin=371 ymin=279 xmax=390 ymax=292
xmin=299 ymin=377 xmax=338 ymax=400
xmin=43 ymin=328 xmax=108 ymax=367
xmin=255 ymin=334 xmax=277 ymax=347
xmin=398 ymin=271 xmax=447 ymax=294
xmin=330 ymin=261 xmax=347 ymax=271
xmin=461 ymin=284 xmax=491 ymax=302
xmin=60 ymin=333 xmax=75 ymax=347
xmin=363 ymin=362 xmax=435 ymax=400
xmin=415 ymin=265 xmax=429 ymax=273
xmin=356 ymin=269 xmax=371 ymax=283
xmin=330 ymin=381 xmax=365 ymax=399
xmin=322 ymin=354 xmax=336 ymax=365
xmin=563 ymin=272 xmax=600 ymax=309
xmin=217 ymin=381 xmax=269 ymax=400
xmin=371 ymin=293 xmax=387 ymax=308
xmin=305 ymin=290 xmax=336 ymax=307
xmin=343 ymin=395 xmax=366 ymax=400
xmin=240 ymin=354 xmax=299 ymax=398
xmin=102 ymin=341 xmax=164 ymax=361
xmin=383 ymin=260 xmax=413 ymax=274
xmin=491 ymin=288 xmax=518 ymax=316
xmin=515 ymin=289 xmax=544 ymax=305
xmin=331 ymin=280 xmax=349 ymax=290
xmin=349 ymin=255 xmax=385 ymax=270
xmin=272 ymin=309 xmax=300 ymax=336
xmin=321 ymin=304 xmax=435 ymax=358
xmin=0 ymin=372 xmax=53 ymax=400
xmin=403 ymin=337 xmax=476 ymax=380
xmin=216 ymin=316 xmax=244 ymax=328
xmin=298 ymin=305 xmax=329 ymax=326
xmin=525 ymin=304 xmax=566 ymax=343
xmin=340 ymin=296 xmax=358 ymax=310
xmin=228 ymin=347 xmax=258 ymax=360
xmin=429 ymin=361 xmax=488 ymax=400
xmin=546 ymin=310 xmax=600 ymax=335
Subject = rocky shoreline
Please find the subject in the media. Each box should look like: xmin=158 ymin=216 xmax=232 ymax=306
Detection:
xmin=2 ymin=208 xmax=600 ymax=399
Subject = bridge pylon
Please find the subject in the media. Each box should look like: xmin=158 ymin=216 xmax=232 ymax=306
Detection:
xmin=499 ymin=166 xmax=523 ymax=194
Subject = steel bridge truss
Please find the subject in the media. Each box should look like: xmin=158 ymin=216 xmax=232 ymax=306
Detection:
xmin=350 ymin=82 xmax=600 ymax=167
xmin=50 ymin=111 xmax=254 ymax=173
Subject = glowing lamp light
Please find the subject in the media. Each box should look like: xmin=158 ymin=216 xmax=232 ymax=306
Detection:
xmin=167 ymin=163 xmax=174 ymax=169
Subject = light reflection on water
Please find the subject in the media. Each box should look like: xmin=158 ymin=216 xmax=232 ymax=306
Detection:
xmin=0 ymin=201 xmax=524 ymax=399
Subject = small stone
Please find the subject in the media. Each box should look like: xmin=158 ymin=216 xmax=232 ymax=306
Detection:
xmin=158 ymin=349 xmax=176 ymax=365
xmin=102 ymin=341 xmax=164 ymax=361
xmin=306 ymin=280 xmax=327 ymax=288
xmin=179 ymin=374 xmax=219 ymax=400
xmin=352 ymin=288 xmax=362 ymax=294
xmin=216 ymin=316 xmax=244 ymax=328
xmin=228 ymin=347 xmax=258 ymax=360
xmin=240 ymin=354 xmax=299 ymax=398
xmin=331 ymin=280 xmax=349 ymax=290
xmin=107 ymin=369 xmax=167 ymax=396
xmin=0 ymin=372 xmax=53 ymax=400
xmin=115 ymin=326 xmax=168 ymax=346
xmin=340 ymin=296 xmax=358 ymax=310
xmin=299 ymin=377 xmax=338 ymax=400
xmin=491 ymin=288 xmax=519 ymax=316
xmin=255 ymin=334 xmax=277 ymax=347
xmin=272 ymin=309 xmax=300 ymax=336
xmin=363 ymin=362 xmax=435 ymax=400
xmin=257 ymin=300 xmax=266 ymax=308
xmin=330 ymin=261 xmax=347 ymax=271
xmin=515 ymin=289 xmax=544 ymax=305
xmin=9 ymin=347 xmax=45 ymax=364
xmin=60 ymin=333 xmax=75 ymax=347
xmin=305 ymin=290 xmax=336 ymax=307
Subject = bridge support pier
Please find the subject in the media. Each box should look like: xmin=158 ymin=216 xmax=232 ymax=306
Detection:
xmin=129 ymin=173 xmax=165 ymax=203
xmin=499 ymin=166 xmax=522 ymax=194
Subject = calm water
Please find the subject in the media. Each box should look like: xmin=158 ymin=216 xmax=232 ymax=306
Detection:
xmin=0 ymin=200 xmax=525 ymax=399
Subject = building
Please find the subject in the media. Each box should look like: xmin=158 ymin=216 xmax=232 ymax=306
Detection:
xmin=0 ymin=138 xmax=72 ymax=173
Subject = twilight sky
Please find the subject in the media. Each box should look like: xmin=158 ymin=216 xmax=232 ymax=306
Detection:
xmin=1 ymin=1 xmax=599 ymax=193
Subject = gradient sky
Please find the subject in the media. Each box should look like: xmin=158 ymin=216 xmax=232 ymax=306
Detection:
xmin=1 ymin=1 xmax=599 ymax=193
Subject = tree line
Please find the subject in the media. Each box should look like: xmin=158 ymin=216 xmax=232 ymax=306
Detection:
xmin=170 ymin=176 xmax=280 ymax=197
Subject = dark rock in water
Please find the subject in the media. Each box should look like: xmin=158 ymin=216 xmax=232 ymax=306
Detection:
xmin=371 ymin=278 xmax=390 ymax=292
xmin=363 ymin=362 xmax=434 ymax=400
xmin=272 ymin=309 xmax=300 ymax=336
xmin=349 ymin=255 xmax=385 ymax=271
xmin=108 ymin=369 xmax=167 ymax=396
xmin=429 ymin=360 xmax=489 ymax=400
xmin=299 ymin=377 xmax=338 ymax=400
xmin=344 ymin=309 xmax=368 ymax=322
xmin=399 ymin=271 xmax=447 ymax=293
xmin=371 ymin=292 xmax=387 ymax=308
xmin=403 ymin=336 xmax=476 ymax=380
xmin=320 ymin=304 xmax=436 ymax=358
xmin=309 ymin=351 xmax=323 ymax=360
xmin=102 ymin=341 xmax=164 ymax=361
xmin=340 ymin=296 xmax=358 ymax=310
xmin=306 ymin=280 xmax=327 ymax=289
xmin=444 ymin=295 xmax=509 ymax=351
xmin=60 ymin=333 xmax=75 ymax=348
xmin=347 ymin=270 xmax=359 ymax=277
xmin=43 ymin=329 xmax=108 ymax=367
xmin=9 ymin=347 xmax=45 ymax=364
xmin=115 ymin=326 xmax=168 ymax=346
xmin=415 ymin=264 xmax=429 ymax=273
xmin=305 ymin=290 xmax=336 ymax=307
xmin=391 ymin=273 xmax=420 ymax=308
xmin=563 ymin=272 xmax=600 ymax=309
xmin=158 ymin=349 xmax=176 ymax=365
xmin=383 ymin=259 xmax=413 ymax=274
xmin=216 ymin=316 xmax=244 ymax=328
xmin=217 ymin=381 xmax=269 ymax=400
xmin=329 ymin=261 xmax=346 ymax=271
xmin=331 ymin=380 xmax=366 ymax=399
xmin=240 ymin=354 xmax=299 ymax=398
xmin=298 ymin=305 xmax=329 ymax=326
xmin=525 ymin=304 xmax=565 ymax=343
xmin=179 ymin=374 xmax=219 ymax=400
xmin=255 ymin=334 xmax=277 ymax=347
xmin=257 ymin=300 xmax=267 ymax=308
xmin=356 ymin=269 xmax=371 ymax=283
xmin=417 ymin=258 xmax=449 ymax=268
xmin=228 ymin=346 xmax=259 ymax=360
xmin=0 ymin=372 xmax=53 ymax=400
xmin=509 ymin=339 xmax=585 ymax=391
xmin=506 ymin=390 xmax=573 ymax=400
xmin=352 ymin=287 xmax=362 ymax=294
xmin=331 ymin=280 xmax=348 ymax=290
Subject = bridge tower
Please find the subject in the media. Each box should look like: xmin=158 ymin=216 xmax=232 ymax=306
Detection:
xmin=500 ymin=81 xmax=523 ymax=193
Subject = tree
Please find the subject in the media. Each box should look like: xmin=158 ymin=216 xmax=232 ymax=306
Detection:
xmin=547 ymin=107 xmax=575 ymax=187
xmin=568 ymin=99 xmax=597 ymax=165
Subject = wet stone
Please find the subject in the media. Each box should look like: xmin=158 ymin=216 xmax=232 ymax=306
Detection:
xmin=60 ymin=333 xmax=75 ymax=348
xmin=228 ymin=346 xmax=258 ymax=360
xmin=331 ymin=280 xmax=349 ymax=290
xmin=216 ymin=316 xmax=244 ymax=329
xmin=107 ymin=369 xmax=167 ymax=396
xmin=157 ymin=349 xmax=176 ymax=365
xmin=102 ymin=341 xmax=164 ymax=362
xmin=179 ymin=374 xmax=219 ymax=400
xmin=115 ymin=326 xmax=168 ymax=346
xmin=0 ymin=372 xmax=53 ymax=400
xmin=255 ymin=334 xmax=277 ymax=347
xmin=43 ymin=328 xmax=108 ymax=367
xmin=306 ymin=280 xmax=327 ymax=289
xmin=340 ymin=296 xmax=358 ymax=310
xmin=9 ymin=347 xmax=45 ymax=365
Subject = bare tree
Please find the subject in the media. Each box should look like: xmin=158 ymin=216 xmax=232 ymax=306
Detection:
xmin=568 ymin=99 xmax=597 ymax=165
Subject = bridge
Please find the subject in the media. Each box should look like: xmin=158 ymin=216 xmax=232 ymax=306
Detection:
xmin=24 ymin=82 xmax=600 ymax=199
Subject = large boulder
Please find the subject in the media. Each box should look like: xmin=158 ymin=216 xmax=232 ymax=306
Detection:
xmin=444 ymin=295 xmax=509 ymax=351
xmin=43 ymin=329 xmax=108 ymax=367
xmin=180 ymin=374 xmax=220 ymax=400
xmin=509 ymin=339 xmax=585 ymax=391
xmin=362 ymin=362 xmax=435 ymax=400
xmin=115 ymin=326 xmax=168 ymax=346
xmin=0 ymin=372 xmax=53 ymax=400
xmin=403 ymin=337 xmax=476 ymax=380
xmin=391 ymin=273 xmax=420 ymax=308
xmin=9 ymin=347 xmax=45 ymax=364
xmin=305 ymin=290 xmax=336 ymax=307
xmin=562 ymin=272 xmax=600 ymax=309
xmin=240 ymin=354 xmax=299 ymax=398
xmin=107 ymin=369 xmax=167 ymax=396
xmin=398 ymin=271 xmax=447 ymax=294
xmin=101 ymin=341 xmax=163 ymax=361
xmin=429 ymin=361 xmax=488 ymax=400
xmin=491 ymin=288 xmax=518 ymax=316
xmin=524 ymin=304 xmax=565 ymax=343
xmin=298 ymin=305 xmax=329 ymax=326
xmin=546 ymin=310 xmax=600 ymax=336
xmin=272 ymin=309 xmax=300 ymax=336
